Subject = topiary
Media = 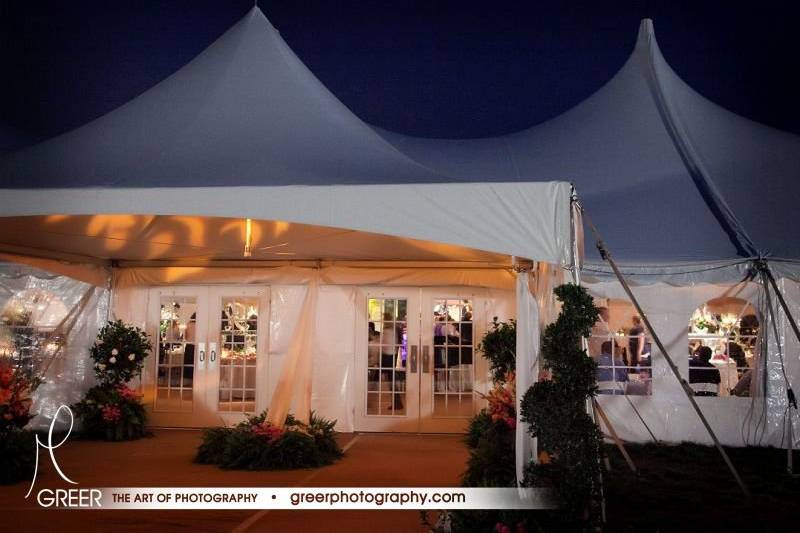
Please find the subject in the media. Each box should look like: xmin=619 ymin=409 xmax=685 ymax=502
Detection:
xmin=520 ymin=283 xmax=603 ymax=529
xmin=90 ymin=320 xmax=152 ymax=386
xmin=72 ymin=321 xmax=152 ymax=440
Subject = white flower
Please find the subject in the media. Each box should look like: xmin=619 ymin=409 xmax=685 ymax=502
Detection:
xmin=128 ymin=353 xmax=136 ymax=361
xmin=98 ymin=364 xmax=106 ymax=371
xmin=111 ymin=348 xmax=119 ymax=356
xmin=109 ymin=357 xmax=117 ymax=364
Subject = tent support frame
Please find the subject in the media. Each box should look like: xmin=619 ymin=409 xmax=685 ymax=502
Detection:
xmin=754 ymin=260 xmax=799 ymax=475
xmin=577 ymin=202 xmax=752 ymax=500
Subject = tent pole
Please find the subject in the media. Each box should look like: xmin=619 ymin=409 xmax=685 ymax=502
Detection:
xmin=754 ymin=261 xmax=798 ymax=475
xmin=570 ymin=189 xmax=607 ymax=524
xmin=578 ymin=203 xmax=752 ymax=501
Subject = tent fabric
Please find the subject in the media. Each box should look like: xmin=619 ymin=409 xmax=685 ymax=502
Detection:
xmin=375 ymin=20 xmax=800 ymax=267
xmin=0 ymin=7 xmax=573 ymax=267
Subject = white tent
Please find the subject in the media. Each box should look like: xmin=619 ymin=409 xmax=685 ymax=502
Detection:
xmin=1 ymin=8 xmax=798 ymax=450
xmin=0 ymin=9 xmax=570 ymax=486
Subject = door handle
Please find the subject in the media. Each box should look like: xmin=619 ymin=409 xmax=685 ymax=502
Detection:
xmin=209 ymin=342 xmax=217 ymax=363
xmin=410 ymin=345 xmax=418 ymax=373
xmin=198 ymin=342 xmax=206 ymax=363
xmin=422 ymin=345 xmax=430 ymax=374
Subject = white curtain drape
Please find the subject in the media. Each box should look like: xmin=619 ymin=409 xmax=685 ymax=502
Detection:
xmin=266 ymin=276 xmax=319 ymax=427
xmin=515 ymin=270 xmax=538 ymax=485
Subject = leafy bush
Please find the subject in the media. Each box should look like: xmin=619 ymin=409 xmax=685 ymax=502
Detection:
xmin=478 ymin=318 xmax=517 ymax=383
xmin=71 ymin=384 xmax=149 ymax=441
xmin=90 ymin=320 xmax=152 ymax=385
xmin=195 ymin=410 xmax=343 ymax=470
xmin=521 ymin=284 xmax=603 ymax=528
xmin=73 ymin=321 xmax=151 ymax=441
xmin=432 ymin=321 xmax=523 ymax=532
xmin=0 ymin=356 xmax=35 ymax=432
xmin=0 ymin=428 xmax=36 ymax=485
xmin=462 ymin=417 xmax=516 ymax=487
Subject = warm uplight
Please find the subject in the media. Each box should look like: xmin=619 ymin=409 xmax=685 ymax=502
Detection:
xmin=244 ymin=218 xmax=253 ymax=258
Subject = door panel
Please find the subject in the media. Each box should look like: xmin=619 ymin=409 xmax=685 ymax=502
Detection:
xmin=147 ymin=287 xmax=214 ymax=427
xmin=355 ymin=288 xmax=420 ymax=432
xmin=419 ymin=290 xmax=483 ymax=433
xmin=207 ymin=287 xmax=269 ymax=427
xmin=145 ymin=286 xmax=269 ymax=428
xmin=354 ymin=287 xmax=486 ymax=433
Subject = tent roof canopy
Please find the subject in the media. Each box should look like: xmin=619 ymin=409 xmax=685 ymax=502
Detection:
xmin=375 ymin=20 xmax=800 ymax=265
xmin=2 ymin=8 xmax=798 ymax=272
xmin=0 ymin=214 xmax=510 ymax=264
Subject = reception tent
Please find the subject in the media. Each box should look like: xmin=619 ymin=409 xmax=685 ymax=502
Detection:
xmin=1 ymin=7 xmax=798 ymax=450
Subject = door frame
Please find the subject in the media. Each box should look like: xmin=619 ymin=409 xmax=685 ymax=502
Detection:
xmin=354 ymin=287 xmax=421 ymax=432
xmin=418 ymin=287 xmax=487 ymax=433
xmin=144 ymin=285 xmax=270 ymax=428
xmin=353 ymin=286 xmax=488 ymax=433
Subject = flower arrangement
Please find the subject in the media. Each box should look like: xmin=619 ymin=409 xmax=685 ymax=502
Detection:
xmin=0 ymin=357 xmax=35 ymax=432
xmin=71 ymin=383 xmax=148 ymax=441
xmin=484 ymin=371 xmax=516 ymax=430
xmin=423 ymin=323 xmax=522 ymax=532
xmin=195 ymin=411 xmax=343 ymax=470
xmin=89 ymin=320 xmax=152 ymax=385
xmin=0 ymin=357 xmax=37 ymax=484
xmin=72 ymin=321 xmax=152 ymax=441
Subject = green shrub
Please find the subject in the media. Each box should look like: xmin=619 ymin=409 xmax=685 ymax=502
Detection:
xmin=195 ymin=410 xmax=343 ymax=470
xmin=521 ymin=284 xmax=603 ymax=528
xmin=194 ymin=427 xmax=232 ymax=465
xmin=71 ymin=384 xmax=149 ymax=441
xmin=478 ymin=318 xmax=517 ymax=383
xmin=0 ymin=429 xmax=36 ymax=485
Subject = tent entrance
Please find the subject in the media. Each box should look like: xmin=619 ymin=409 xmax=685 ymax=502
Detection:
xmin=355 ymin=286 xmax=486 ymax=433
xmin=145 ymin=285 xmax=270 ymax=428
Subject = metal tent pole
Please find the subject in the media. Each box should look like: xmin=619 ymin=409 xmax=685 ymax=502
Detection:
xmin=755 ymin=261 xmax=798 ymax=475
xmin=578 ymin=203 xmax=752 ymax=500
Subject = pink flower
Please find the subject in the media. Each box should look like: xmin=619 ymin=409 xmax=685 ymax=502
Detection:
xmin=116 ymin=384 xmax=141 ymax=402
xmin=101 ymin=404 xmax=122 ymax=423
xmin=251 ymin=421 xmax=285 ymax=443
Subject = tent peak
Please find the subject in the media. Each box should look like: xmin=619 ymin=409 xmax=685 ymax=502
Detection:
xmin=635 ymin=18 xmax=656 ymax=51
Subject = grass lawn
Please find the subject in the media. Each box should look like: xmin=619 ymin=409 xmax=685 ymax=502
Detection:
xmin=603 ymin=442 xmax=800 ymax=531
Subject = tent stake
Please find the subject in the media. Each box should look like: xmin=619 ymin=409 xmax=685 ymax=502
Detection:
xmin=578 ymin=204 xmax=752 ymax=501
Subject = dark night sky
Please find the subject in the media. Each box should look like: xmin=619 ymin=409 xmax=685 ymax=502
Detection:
xmin=1 ymin=0 xmax=798 ymax=147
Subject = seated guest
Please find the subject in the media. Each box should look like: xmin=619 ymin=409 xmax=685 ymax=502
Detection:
xmin=596 ymin=341 xmax=627 ymax=395
xmin=727 ymin=341 xmax=747 ymax=369
xmin=732 ymin=369 xmax=753 ymax=397
xmin=689 ymin=346 xmax=721 ymax=396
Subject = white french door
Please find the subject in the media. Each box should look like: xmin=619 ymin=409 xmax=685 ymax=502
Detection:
xmin=145 ymin=286 xmax=269 ymax=427
xmin=355 ymin=287 xmax=485 ymax=433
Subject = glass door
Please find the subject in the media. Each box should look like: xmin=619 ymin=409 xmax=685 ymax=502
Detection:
xmin=354 ymin=288 xmax=420 ymax=432
xmin=354 ymin=287 xmax=484 ymax=433
xmin=206 ymin=287 xmax=269 ymax=426
xmin=419 ymin=290 xmax=481 ymax=433
xmin=147 ymin=287 xmax=213 ymax=427
xmin=145 ymin=286 xmax=269 ymax=427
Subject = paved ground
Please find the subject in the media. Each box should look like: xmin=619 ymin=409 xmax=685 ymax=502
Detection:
xmin=0 ymin=429 xmax=468 ymax=532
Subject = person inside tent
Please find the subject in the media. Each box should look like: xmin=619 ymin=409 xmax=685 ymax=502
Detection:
xmin=628 ymin=315 xmax=649 ymax=372
xmin=689 ymin=346 xmax=721 ymax=396
xmin=595 ymin=341 xmax=628 ymax=395
xmin=588 ymin=307 xmax=614 ymax=359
